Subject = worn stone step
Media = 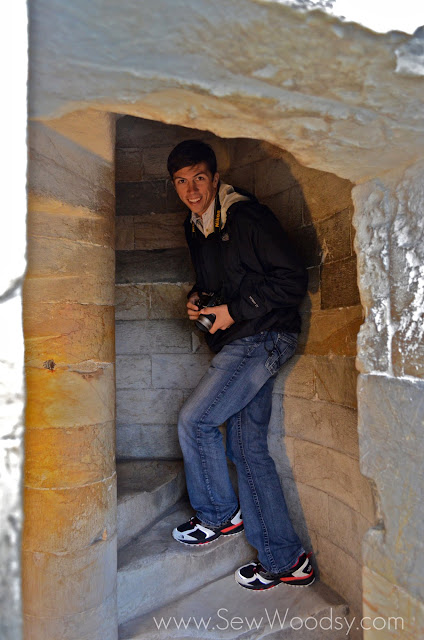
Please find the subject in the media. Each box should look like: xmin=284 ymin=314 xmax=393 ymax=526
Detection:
xmin=117 ymin=460 xmax=186 ymax=549
xmin=119 ymin=572 xmax=348 ymax=640
xmin=117 ymin=500 xmax=255 ymax=625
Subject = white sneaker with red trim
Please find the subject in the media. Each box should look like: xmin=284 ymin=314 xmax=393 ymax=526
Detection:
xmin=235 ymin=552 xmax=315 ymax=590
xmin=172 ymin=507 xmax=243 ymax=545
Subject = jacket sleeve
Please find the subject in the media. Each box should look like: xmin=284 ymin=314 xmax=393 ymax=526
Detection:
xmin=227 ymin=208 xmax=308 ymax=323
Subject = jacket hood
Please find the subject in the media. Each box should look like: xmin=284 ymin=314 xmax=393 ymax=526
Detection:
xmin=218 ymin=183 xmax=250 ymax=227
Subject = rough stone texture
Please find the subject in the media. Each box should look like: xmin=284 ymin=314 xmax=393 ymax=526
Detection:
xmin=117 ymin=460 xmax=185 ymax=548
xmin=298 ymin=305 xmax=363 ymax=356
xmin=353 ymin=161 xmax=424 ymax=377
xmin=23 ymin=113 xmax=118 ymax=639
xmin=152 ymin=353 xmax=212 ymax=389
xmin=116 ymin=248 xmax=195 ymax=284
xmin=282 ymin=396 xmax=360 ymax=459
xmin=293 ymin=440 xmax=374 ymax=521
xmin=116 ymin=320 xmax=192 ymax=355
xmin=321 ymin=257 xmax=360 ymax=309
xmin=120 ymin=573 xmax=348 ymax=639
xmin=117 ymin=501 xmax=255 ymax=623
xmin=362 ymin=566 xmax=424 ymax=640
xmin=314 ymin=356 xmax=358 ymax=409
xmin=116 ymin=424 xmax=182 ymax=460
xmin=359 ymin=375 xmax=424 ymax=603
xmin=133 ymin=212 xmax=187 ymax=249
xmin=25 ymin=2 xmax=424 ymax=637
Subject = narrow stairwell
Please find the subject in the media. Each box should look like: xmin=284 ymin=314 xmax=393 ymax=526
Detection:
xmin=116 ymin=461 xmax=349 ymax=639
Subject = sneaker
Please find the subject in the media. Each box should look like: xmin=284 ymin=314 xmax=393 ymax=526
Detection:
xmin=172 ymin=507 xmax=243 ymax=545
xmin=235 ymin=552 xmax=315 ymax=590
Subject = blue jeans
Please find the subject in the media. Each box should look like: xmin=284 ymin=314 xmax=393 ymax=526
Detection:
xmin=178 ymin=330 xmax=305 ymax=574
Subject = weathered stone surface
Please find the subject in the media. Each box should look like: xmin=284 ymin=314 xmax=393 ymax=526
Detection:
xmin=317 ymin=208 xmax=353 ymax=264
xmin=115 ymin=216 xmax=134 ymax=250
xmin=120 ymin=570 xmax=348 ymax=639
xmin=293 ymin=439 xmax=375 ymax=521
xmin=115 ymin=319 xmax=192 ymax=355
xmin=221 ymin=163 xmax=255 ymax=193
xmin=328 ymin=496 xmax=371 ymax=562
xmin=363 ymin=566 xmax=424 ymax=640
xmin=388 ymin=161 xmax=424 ymax=378
xmin=115 ymin=284 xmax=150 ymax=319
xmin=117 ymin=502 xmax=255 ymax=622
xmin=28 ymin=206 xmax=114 ymax=247
xmin=46 ymin=109 xmax=115 ymax=162
xmin=228 ymin=138 xmax=269 ymax=168
xmin=116 ymin=355 xmax=152 ymax=390
xmin=117 ymin=460 xmax=185 ymax=547
xmin=28 ymin=121 xmax=114 ymax=215
xmin=24 ymin=591 xmax=118 ymax=640
xmin=152 ymin=353 xmax=212 ymax=389
xmin=23 ymin=273 xmax=115 ymax=306
xmin=359 ymin=374 xmax=424 ymax=602
xmin=298 ymin=305 xmax=363 ymax=356
xmin=23 ymin=474 xmax=116 ymax=553
xmin=116 ymin=248 xmax=195 ymax=284
xmin=316 ymin=535 xmax=363 ymax=638
xmin=299 ymin=266 xmax=321 ymax=314
xmin=115 ymin=148 xmax=144 ymax=182
xmin=26 ymin=235 xmax=115 ymax=278
xmin=254 ymin=156 xmax=298 ymax=199
xmin=116 ymin=424 xmax=182 ymax=459
xmin=116 ymin=281 xmax=194 ymax=321
xmin=23 ymin=302 xmax=115 ymax=365
xmin=302 ymin=173 xmax=353 ymax=224
xmin=314 ymin=356 xmax=358 ymax=409
xmin=273 ymin=354 xmax=315 ymax=398
xmin=321 ymin=256 xmax=360 ymax=309
xmin=294 ymin=480 xmax=330 ymax=540
xmin=23 ymin=535 xmax=117 ymax=616
xmin=116 ymin=180 xmax=167 ymax=216
xmin=283 ymin=396 xmax=359 ymax=458
xmin=25 ymin=421 xmax=115 ymax=488
xmin=26 ymin=365 xmax=115 ymax=429
xmin=261 ymin=185 xmax=304 ymax=231
xmin=116 ymin=389 xmax=185 ymax=425
xmin=133 ymin=212 xmax=187 ymax=250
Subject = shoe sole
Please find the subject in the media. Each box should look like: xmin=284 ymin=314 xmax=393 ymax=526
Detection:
xmin=173 ymin=527 xmax=244 ymax=546
xmin=235 ymin=576 xmax=316 ymax=591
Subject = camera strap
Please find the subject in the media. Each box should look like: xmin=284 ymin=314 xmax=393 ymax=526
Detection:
xmin=191 ymin=191 xmax=222 ymax=236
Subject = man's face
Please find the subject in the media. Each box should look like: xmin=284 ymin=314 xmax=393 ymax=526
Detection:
xmin=173 ymin=162 xmax=219 ymax=217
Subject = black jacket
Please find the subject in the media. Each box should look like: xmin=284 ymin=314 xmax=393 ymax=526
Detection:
xmin=184 ymin=190 xmax=308 ymax=353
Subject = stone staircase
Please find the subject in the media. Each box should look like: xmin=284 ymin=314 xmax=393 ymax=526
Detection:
xmin=116 ymin=460 xmax=349 ymax=639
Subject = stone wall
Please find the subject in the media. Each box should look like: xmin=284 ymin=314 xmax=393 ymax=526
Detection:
xmin=23 ymin=111 xmax=118 ymax=640
xmin=115 ymin=116 xmax=375 ymax=634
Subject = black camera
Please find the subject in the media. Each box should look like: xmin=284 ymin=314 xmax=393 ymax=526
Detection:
xmin=194 ymin=292 xmax=224 ymax=333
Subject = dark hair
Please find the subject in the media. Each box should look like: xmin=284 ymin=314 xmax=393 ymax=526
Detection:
xmin=167 ymin=140 xmax=217 ymax=178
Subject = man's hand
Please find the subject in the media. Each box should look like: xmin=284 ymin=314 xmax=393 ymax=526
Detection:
xmin=187 ymin=293 xmax=201 ymax=321
xmin=201 ymin=304 xmax=235 ymax=334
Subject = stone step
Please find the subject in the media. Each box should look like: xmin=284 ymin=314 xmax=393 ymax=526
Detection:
xmin=117 ymin=500 xmax=255 ymax=625
xmin=119 ymin=572 xmax=348 ymax=640
xmin=117 ymin=460 xmax=186 ymax=549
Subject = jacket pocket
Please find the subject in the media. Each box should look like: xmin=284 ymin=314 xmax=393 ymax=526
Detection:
xmin=265 ymin=332 xmax=298 ymax=376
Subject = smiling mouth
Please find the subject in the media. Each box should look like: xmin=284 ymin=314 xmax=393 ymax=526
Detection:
xmin=188 ymin=197 xmax=201 ymax=204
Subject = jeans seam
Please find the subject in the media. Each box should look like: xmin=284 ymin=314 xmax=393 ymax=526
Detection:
xmin=235 ymin=409 xmax=280 ymax=574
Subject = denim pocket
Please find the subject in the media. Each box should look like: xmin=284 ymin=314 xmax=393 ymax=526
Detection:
xmin=265 ymin=332 xmax=298 ymax=376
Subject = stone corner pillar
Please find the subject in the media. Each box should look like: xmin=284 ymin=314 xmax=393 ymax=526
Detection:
xmin=23 ymin=109 xmax=118 ymax=640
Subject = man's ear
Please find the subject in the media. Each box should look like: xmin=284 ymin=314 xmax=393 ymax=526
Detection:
xmin=213 ymin=172 xmax=220 ymax=188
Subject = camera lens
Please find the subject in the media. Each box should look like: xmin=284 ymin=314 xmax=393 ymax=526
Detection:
xmin=195 ymin=313 xmax=216 ymax=333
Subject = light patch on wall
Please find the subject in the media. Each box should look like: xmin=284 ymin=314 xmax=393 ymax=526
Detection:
xmin=265 ymin=0 xmax=423 ymax=34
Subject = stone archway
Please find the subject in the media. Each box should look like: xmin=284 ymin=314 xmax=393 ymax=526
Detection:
xmin=17 ymin=1 xmax=424 ymax=639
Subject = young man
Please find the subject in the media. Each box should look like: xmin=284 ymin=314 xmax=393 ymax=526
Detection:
xmin=167 ymin=140 xmax=315 ymax=590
